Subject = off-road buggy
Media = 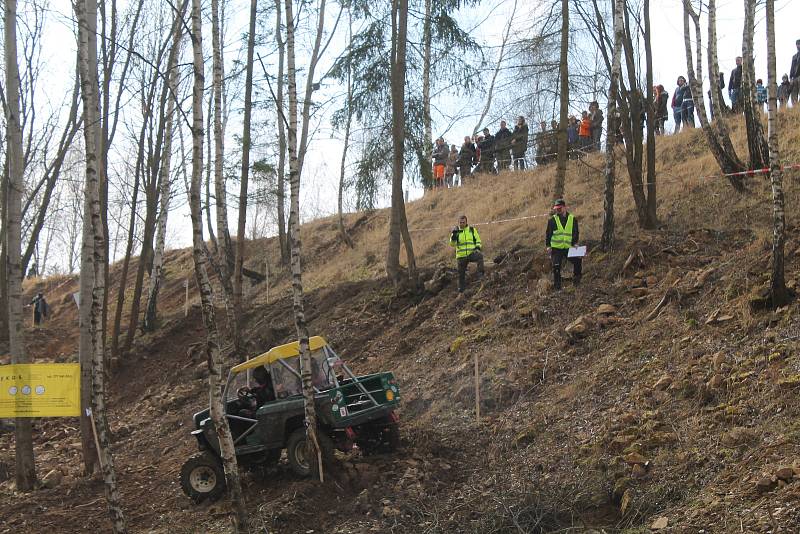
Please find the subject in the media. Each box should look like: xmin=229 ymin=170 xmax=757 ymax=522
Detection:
xmin=180 ymin=337 xmax=401 ymax=502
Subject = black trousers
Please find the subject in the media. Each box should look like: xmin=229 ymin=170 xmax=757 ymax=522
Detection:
xmin=551 ymin=248 xmax=582 ymax=289
xmin=457 ymin=251 xmax=485 ymax=292
xmin=513 ymin=155 xmax=526 ymax=170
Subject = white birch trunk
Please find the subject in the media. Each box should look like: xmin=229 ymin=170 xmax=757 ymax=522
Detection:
xmin=4 ymin=0 xmax=36 ymax=491
xmin=682 ymin=0 xmax=746 ymax=187
xmin=75 ymin=0 xmax=126 ymax=530
xmin=284 ymin=0 xmax=321 ymax=473
xmin=601 ymin=0 xmax=624 ymax=251
xmin=741 ymin=0 xmax=769 ymax=169
xmin=189 ymin=1 xmax=249 ymax=529
xmin=234 ymin=0 xmax=257 ymax=319
xmin=211 ymin=0 xmax=240 ymax=358
xmin=765 ymin=0 xmax=788 ymax=306
xmin=337 ymin=8 xmax=354 ymax=249
xmin=421 ymin=0 xmax=433 ymax=189
xmin=274 ymin=0 xmax=289 ymax=264
xmin=144 ymin=4 xmax=185 ymax=332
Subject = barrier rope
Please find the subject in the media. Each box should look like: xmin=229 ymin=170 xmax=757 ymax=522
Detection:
xmin=409 ymin=212 xmax=552 ymax=233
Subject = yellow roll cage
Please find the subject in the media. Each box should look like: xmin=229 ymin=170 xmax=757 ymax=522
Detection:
xmin=230 ymin=336 xmax=329 ymax=374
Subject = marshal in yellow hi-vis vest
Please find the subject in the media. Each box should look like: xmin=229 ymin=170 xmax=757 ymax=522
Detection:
xmin=0 ymin=363 xmax=80 ymax=417
xmin=550 ymin=213 xmax=574 ymax=249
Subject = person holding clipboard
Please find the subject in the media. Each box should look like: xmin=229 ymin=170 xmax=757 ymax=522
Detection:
xmin=545 ymin=199 xmax=583 ymax=290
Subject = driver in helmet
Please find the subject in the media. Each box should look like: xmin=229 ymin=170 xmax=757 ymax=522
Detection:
xmin=240 ymin=366 xmax=275 ymax=417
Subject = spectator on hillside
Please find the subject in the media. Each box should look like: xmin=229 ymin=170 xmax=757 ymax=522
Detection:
xmin=512 ymin=116 xmax=529 ymax=170
xmin=27 ymin=262 xmax=38 ymax=278
xmin=494 ymin=120 xmax=512 ymax=171
xmin=477 ymin=128 xmax=495 ymax=174
xmin=729 ymin=56 xmax=743 ymax=112
xmin=567 ymin=115 xmax=579 ymax=158
xmin=31 ymin=292 xmax=49 ymax=326
xmin=535 ymin=121 xmax=548 ymax=166
xmin=432 ymin=137 xmax=448 ymax=189
xmin=579 ymin=111 xmax=592 ymax=150
xmin=672 ymin=80 xmax=684 ymax=133
xmin=755 ymin=79 xmax=768 ymax=109
xmin=589 ymin=101 xmax=604 ymax=150
xmin=654 ymin=85 xmax=669 ymax=135
xmin=790 ymin=39 xmax=800 ymax=105
xmin=676 ymin=76 xmax=694 ymax=129
xmin=549 ymin=120 xmax=561 ymax=162
xmin=707 ymin=72 xmax=725 ymax=120
xmin=445 ymin=144 xmax=458 ymax=187
xmin=458 ymin=136 xmax=476 ymax=183
xmin=779 ymin=74 xmax=792 ymax=108
xmin=473 ymin=134 xmax=482 ymax=172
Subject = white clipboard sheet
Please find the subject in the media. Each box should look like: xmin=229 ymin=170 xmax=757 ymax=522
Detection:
xmin=567 ymin=246 xmax=586 ymax=258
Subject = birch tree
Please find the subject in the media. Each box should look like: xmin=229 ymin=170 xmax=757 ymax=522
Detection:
xmin=740 ymin=0 xmax=769 ymax=170
xmin=421 ymin=0 xmax=433 ymax=190
xmin=5 ymin=0 xmax=36 ymax=491
xmin=188 ymin=0 xmax=249 ymax=529
xmin=335 ymin=9 xmax=355 ymax=248
xmin=233 ymin=0 xmax=257 ymax=320
xmin=642 ymin=0 xmax=656 ymax=225
xmin=284 ymin=0 xmax=324 ymax=479
xmin=765 ymin=0 xmax=788 ymax=307
xmin=75 ymin=0 xmax=127 ymax=529
xmin=601 ymin=0 xmax=623 ymax=251
xmin=143 ymin=0 xmax=187 ymax=332
xmin=707 ymin=0 xmax=728 ymax=118
xmin=554 ymin=0 xmax=568 ymax=199
xmin=274 ymin=0 xmax=289 ymax=265
xmin=682 ymin=0 xmax=747 ymax=190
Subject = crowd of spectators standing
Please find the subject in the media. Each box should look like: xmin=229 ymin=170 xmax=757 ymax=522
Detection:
xmin=431 ymin=116 xmax=530 ymax=188
xmin=430 ymin=39 xmax=800 ymax=188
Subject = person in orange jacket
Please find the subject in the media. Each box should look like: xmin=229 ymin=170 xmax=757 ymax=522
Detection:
xmin=578 ymin=111 xmax=592 ymax=152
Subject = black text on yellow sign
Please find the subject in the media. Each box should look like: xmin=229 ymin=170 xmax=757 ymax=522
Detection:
xmin=0 ymin=363 xmax=80 ymax=417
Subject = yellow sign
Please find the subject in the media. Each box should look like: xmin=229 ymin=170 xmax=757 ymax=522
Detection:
xmin=0 ymin=363 xmax=80 ymax=417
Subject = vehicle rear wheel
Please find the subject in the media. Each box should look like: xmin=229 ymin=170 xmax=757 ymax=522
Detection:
xmin=286 ymin=428 xmax=334 ymax=478
xmin=180 ymin=452 xmax=226 ymax=503
xmin=357 ymin=421 xmax=400 ymax=456
xmin=382 ymin=423 xmax=400 ymax=452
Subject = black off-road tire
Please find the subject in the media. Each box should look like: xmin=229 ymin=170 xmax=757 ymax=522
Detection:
xmin=286 ymin=429 xmax=334 ymax=478
xmin=357 ymin=420 xmax=401 ymax=456
xmin=180 ymin=452 xmax=226 ymax=503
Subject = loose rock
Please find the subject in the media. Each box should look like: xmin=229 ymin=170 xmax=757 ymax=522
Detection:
xmin=651 ymin=516 xmax=669 ymax=530
xmin=459 ymin=311 xmax=481 ymax=326
xmin=596 ymin=304 xmax=617 ymax=315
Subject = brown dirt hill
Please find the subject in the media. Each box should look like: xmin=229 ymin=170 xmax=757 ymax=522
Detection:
xmin=2 ymin=108 xmax=800 ymax=532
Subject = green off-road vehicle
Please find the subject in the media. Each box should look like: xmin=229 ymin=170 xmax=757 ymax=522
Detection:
xmin=180 ymin=336 xmax=401 ymax=502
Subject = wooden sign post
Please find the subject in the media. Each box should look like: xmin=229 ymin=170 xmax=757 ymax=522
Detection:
xmin=474 ymin=351 xmax=480 ymax=422
xmin=184 ymin=278 xmax=189 ymax=317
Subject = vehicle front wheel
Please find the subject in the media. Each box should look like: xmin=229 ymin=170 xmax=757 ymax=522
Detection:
xmin=286 ymin=428 xmax=334 ymax=478
xmin=180 ymin=452 xmax=226 ymax=503
xmin=241 ymin=448 xmax=282 ymax=472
